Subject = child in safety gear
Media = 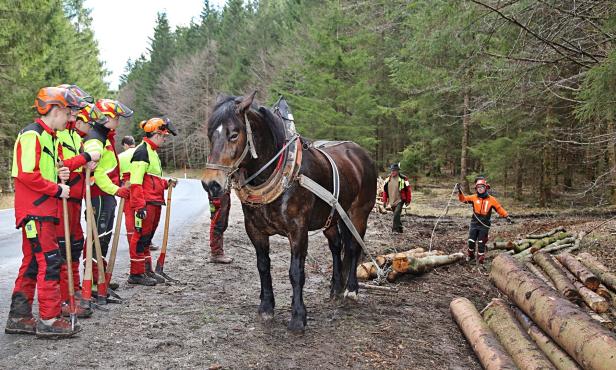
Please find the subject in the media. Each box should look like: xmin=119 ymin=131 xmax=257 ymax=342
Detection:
xmin=457 ymin=177 xmax=513 ymax=264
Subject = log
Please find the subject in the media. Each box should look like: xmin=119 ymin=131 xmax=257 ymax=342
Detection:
xmin=538 ymin=242 xmax=574 ymax=255
xmin=595 ymin=284 xmax=616 ymax=307
xmin=577 ymin=253 xmax=616 ymax=292
xmin=357 ymin=262 xmax=377 ymax=280
xmin=532 ymin=252 xmax=581 ymax=303
xmin=391 ymin=250 xmax=444 ymax=271
xmin=450 ymin=297 xmax=517 ymax=370
xmin=358 ymin=282 xmax=398 ymax=292
xmin=393 ymin=253 xmax=464 ymax=274
xmin=527 ymin=226 xmax=566 ymax=239
xmin=483 ymin=298 xmax=556 ymax=369
xmin=514 ymin=232 xmax=569 ymax=253
xmin=375 ymin=247 xmax=425 ymax=267
xmin=560 ymin=261 xmax=609 ymax=313
xmin=525 ymin=262 xmax=556 ymax=290
xmin=512 ymin=307 xmax=581 ymax=370
xmin=490 ymin=241 xmax=515 ymax=250
xmin=556 ymin=252 xmax=600 ymax=290
xmin=490 ymin=254 xmax=616 ymax=370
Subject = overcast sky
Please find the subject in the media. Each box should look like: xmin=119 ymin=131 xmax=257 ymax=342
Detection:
xmin=86 ymin=0 xmax=226 ymax=90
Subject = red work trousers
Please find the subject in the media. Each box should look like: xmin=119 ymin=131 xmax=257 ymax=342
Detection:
xmin=55 ymin=199 xmax=84 ymax=302
xmin=123 ymin=198 xmax=135 ymax=246
xmin=10 ymin=219 xmax=62 ymax=320
xmin=129 ymin=204 xmax=161 ymax=275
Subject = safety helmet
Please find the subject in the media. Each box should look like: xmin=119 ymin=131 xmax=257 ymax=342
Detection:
xmin=56 ymin=84 xmax=94 ymax=103
xmin=34 ymin=87 xmax=87 ymax=115
xmin=95 ymin=99 xmax=134 ymax=119
xmin=475 ymin=178 xmax=489 ymax=189
xmin=77 ymin=103 xmax=109 ymax=126
xmin=139 ymin=117 xmax=177 ymax=136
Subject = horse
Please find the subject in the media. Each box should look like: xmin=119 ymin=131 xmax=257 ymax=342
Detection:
xmin=202 ymin=92 xmax=377 ymax=332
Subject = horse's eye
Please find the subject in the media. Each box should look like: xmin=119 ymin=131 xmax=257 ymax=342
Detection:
xmin=229 ymin=132 xmax=239 ymax=142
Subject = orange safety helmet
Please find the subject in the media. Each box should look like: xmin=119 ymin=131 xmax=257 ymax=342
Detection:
xmin=95 ymin=99 xmax=134 ymax=119
xmin=77 ymin=103 xmax=109 ymax=126
xmin=139 ymin=117 xmax=177 ymax=136
xmin=34 ymin=87 xmax=87 ymax=115
xmin=56 ymin=84 xmax=94 ymax=103
xmin=475 ymin=178 xmax=490 ymax=189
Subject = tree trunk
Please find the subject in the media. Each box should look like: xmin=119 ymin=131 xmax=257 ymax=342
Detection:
xmin=393 ymin=253 xmax=464 ymax=274
xmin=525 ymin=262 xmax=556 ymax=290
xmin=532 ymin=252 xmax=581 ymax=303
xmin=607 ymin=117 xmax=616 ymax=204
xmin=560 ymin=265 xmax=608 ymax=314
xmin=450 ymin=297 xmax=517 ymax=370
xmin=490 ymin=254 xmax=616 ymax=370
xmin=556 ymin=253 xmax=600 ymax=290
xmin=483 ymin=298 xmax=556 ymax=370
xmin=460 ymin=92 xmax=470 ymax=193
xmin=511 ymin=307 xmax=582 ymax=370
xmin=576 ymin=253 xmax=616 ymax=292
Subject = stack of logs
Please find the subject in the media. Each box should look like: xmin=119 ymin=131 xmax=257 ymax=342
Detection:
xmin=451 ymin=252 xmax=616 ymax=369
xmin=357 ymin=247 xmax=464 ymax=282
xmin=489 ymin=226 xmax=586 ymax=261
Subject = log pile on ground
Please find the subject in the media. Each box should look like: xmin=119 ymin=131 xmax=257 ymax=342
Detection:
xmin=488 ymin=226 xmax=586 ymax=261
xmin=357 ymin=247 xmax=463 ymax=282
xmin=452 ymin=253 xmax=616 ymax=369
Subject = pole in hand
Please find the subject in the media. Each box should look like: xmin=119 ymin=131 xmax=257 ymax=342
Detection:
xmin=155 ymin=184 xmax=178 ymax=282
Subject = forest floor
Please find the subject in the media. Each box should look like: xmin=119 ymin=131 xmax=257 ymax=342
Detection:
xmin=1 ymin=187 xmax=616 ymax=369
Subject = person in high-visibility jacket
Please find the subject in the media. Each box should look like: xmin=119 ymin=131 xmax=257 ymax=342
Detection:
xmin=56 ymin=92 xmax=107 ymax=318
xmin=457 ymin=177 xmax=513 ymax=264
xmin=118 ymin=135 xmax=137 ymax=246
xmin=82 ymin=99 xmax=133 ymax=288
xmin=128 ymin=118 xmax=177 ymax=286
xmin=6 ymin=86 xmax=98 ymax=339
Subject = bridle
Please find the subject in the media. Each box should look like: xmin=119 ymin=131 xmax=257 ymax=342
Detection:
xmin=205 ymin=111 xmax=298 ymax=191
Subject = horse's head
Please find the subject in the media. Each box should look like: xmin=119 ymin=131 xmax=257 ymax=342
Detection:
xmin=203 ymin=91 xmax=257 ymax=198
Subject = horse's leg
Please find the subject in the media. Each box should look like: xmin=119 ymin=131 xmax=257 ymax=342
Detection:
xmin=287 ymin=228 xmax=308 ymax=332
xmin=323 ymin=225 xmax=344 ymax=298
xmin=245 ymin=221 xmax=274 ymax=321
xmin=341 ymin=207 xmax=370 ymax=301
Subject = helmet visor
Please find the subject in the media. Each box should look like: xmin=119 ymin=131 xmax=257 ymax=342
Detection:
xmin=112 ymin=101 xmax=134 ymax=118
xmin=64 ymin=90 xmax=88 ymax=111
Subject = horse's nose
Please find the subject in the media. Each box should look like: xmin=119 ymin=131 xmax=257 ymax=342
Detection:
xmin=205 ymin=180 xmax=223 ymax=198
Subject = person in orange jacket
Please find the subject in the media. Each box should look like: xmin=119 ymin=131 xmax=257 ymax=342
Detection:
xmin=6 ymin=86 xmax=97 ymax=338
xmin=457 ymin=177 xmax=513 ymax=264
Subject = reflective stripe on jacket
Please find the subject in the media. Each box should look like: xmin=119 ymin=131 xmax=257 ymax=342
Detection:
xmin=129 ymin=138 xmax=168 ymax=210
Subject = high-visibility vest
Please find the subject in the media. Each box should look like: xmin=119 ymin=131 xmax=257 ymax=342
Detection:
xmin=129 ymin=138 xmax=167 ymax=209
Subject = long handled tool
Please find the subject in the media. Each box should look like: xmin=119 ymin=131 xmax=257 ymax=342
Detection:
xmin=82 ymin=167 xmax=94 ymax=305
xmin=104 ymin=196 xmax=124 ymax=301
xmin=84 ymin=167 xmax=108 ymax=305
xmin=61 ymin=180 xmax=77 ymax=330
xmin=155 ymin=185 xmax=178 ymax=282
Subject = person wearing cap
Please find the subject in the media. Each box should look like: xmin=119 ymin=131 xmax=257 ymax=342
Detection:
xmin=457 ymin=177 xmax=513 ymax=264
xmin=6 ymin=86 xmax=95 ymax=338
xmin=82 ymin=99 xmax=133 ymax=290
xmin=381 ymin=163 xmax=412 ymax=233
xmin=55 ymin=87 xmax=107 ymax=319
xmin=128 ymin=118 xmax=178 ymax=285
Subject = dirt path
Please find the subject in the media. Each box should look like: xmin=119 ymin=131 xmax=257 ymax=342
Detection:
xmin=1 ymin=191 xmax=610 ymax=369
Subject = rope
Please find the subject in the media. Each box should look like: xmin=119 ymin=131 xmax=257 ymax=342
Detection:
xmin=429 ymin=184 xmax=457 ymax=251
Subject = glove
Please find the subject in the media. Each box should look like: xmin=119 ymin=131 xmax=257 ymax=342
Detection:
xmin=506 ymin=216 xmax=514 ymax=224
xmin=167 ymin=178 xmax=178 ymax=188
xmin=115 ymin=187 xmax=130 ymax=199
xmin=455 ymin=183 xmax=462 ymax=194
xmin=135 ymin=208 xmax=147 ymax=233
xmin=136 ymin=208 xmax=147 ymax=220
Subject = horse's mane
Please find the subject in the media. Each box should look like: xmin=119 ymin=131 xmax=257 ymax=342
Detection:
xmin=207 ymin=95 xmax=286 ymax=150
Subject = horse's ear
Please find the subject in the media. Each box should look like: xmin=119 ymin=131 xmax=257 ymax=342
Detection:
xmin=237 ymin=90 xmax=258 ymax=113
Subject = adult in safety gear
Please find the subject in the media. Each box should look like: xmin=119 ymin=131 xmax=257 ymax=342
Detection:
xmin=381 ymin=163 xmax=412 ymax=233
xmin=82 ymin=99 xmax=133 ymax=288
xmin=55 ymin=97 xmax=105 ymax=318
xmin=127 ymin=118 xmax=177 ymax=285
xmin=208 ymin=191 xmax=233 ymax=264
xmin=457 ymin=177 xmax=512 ymax=264
xmin=6 ymin=86 xmax=93 ymax=338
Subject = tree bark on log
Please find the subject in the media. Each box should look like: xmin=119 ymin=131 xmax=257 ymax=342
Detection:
xmin=483 ymin=298 xmax=556 ymax=370
xmin=525 ymin=262 xmax=557 ymax=290
xmin=393 ymin=253 xmax=464 ymax=274
xmin=375 ymin=247 xmax=425 ymax=267
xmin=490 ymin=254 xmax=616 ymax=370
xmin=577 ymin=253 xmax=616 ymax=292
xmin=527 ymin=226 xmax=566 ymax=239
xmin=560 ymin=261 xmax=609 ymax=314
xmin=514 ymin=232 xmax=569 ymax=253
xmin=556 ymin=252 xmax=600 ymax=290
xmin=450 ymin=297 xmax=517 ymax=370
xmin=533 ymin=252 xmax=581 ymax=303
xmin=512 ymin=307 xmax=581 ymax=370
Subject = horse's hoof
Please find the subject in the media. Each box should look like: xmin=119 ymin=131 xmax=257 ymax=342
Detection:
xmin=287 ymin=318 xmax=306 ymax=334
xmin=258 ymin=311 xmax=274 ymax=323
xmin=343 ymin=289 xmax=359 ymax=302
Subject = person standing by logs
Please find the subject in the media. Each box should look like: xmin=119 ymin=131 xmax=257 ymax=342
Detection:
xmin=381 ymin=163 xmax=412 ymax=233
xmin=128 ymin=118 xmax=178 ymax=285
xmin=457 ymin=177 xmax=512 ymax=264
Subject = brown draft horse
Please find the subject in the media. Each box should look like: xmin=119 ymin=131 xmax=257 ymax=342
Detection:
xmin=202 ymin=92 xmax=377 ymax=332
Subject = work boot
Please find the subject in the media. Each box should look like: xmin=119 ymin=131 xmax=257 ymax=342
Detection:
xmin=145 ymin=270 xmax=166 ymax=284
xmin=61 ymin=302 xmax=93 ymax=319
xmin=465 ymin=249 xmax=475 ymax=263
xmin=5 ymin=316 xmax=36 ymax=335
xmin=477 ymin=254 xmax=486 ymax=265
xmin=35 ymin=317 xmax=81 ymax=339
xmin=209 ymin=253 xmax=233 ymax=264
xmin=128 ymin=274 xmax=157 ymax=286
